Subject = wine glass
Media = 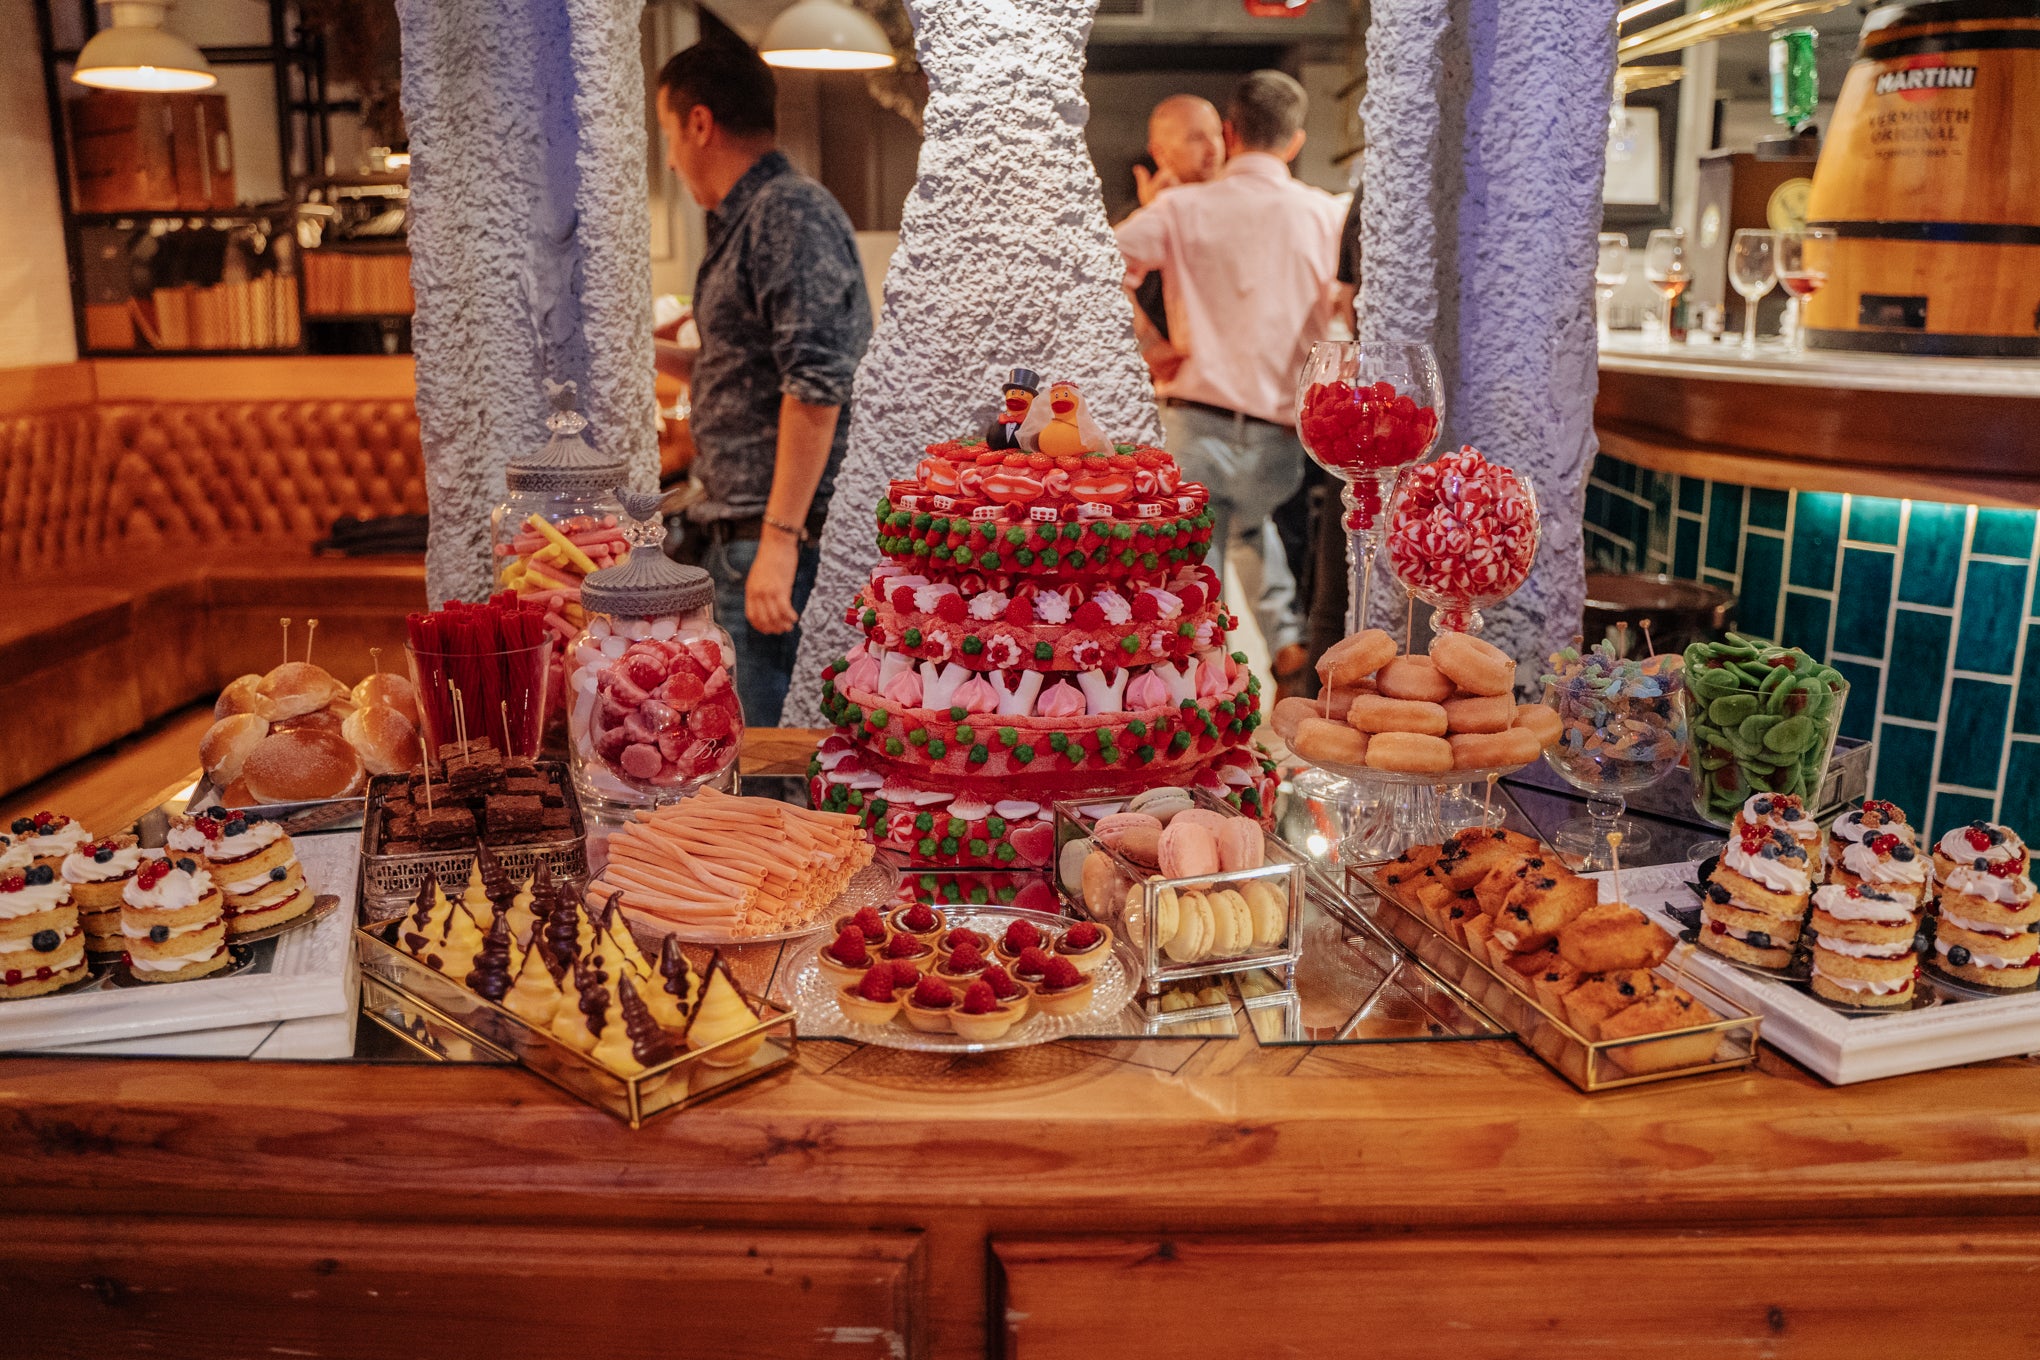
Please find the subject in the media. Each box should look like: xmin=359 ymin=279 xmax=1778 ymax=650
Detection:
xmin=1540 ymin=646 xmax=1687 ymax=871
xmin=1294 ymin=340 xmax=1443 ymax=635
xmin=1595 ymin=232 xmax=1628 ymax=346
xmin=1642 ymin=229 xmax=1688 ymax=350
xmin=1728 ymin=229 xmax=1778 ymax=352
xmin=1776 ymin=226 xmax=1835 ymax=356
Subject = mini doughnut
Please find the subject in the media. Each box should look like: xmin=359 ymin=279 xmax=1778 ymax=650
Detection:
xmin=1448 ymin=727 xmax=1543 ymax=770
xmin=1316 ymin=629 xmax=1397 ymax=688
xmin=1346 ymin=694 xmax=1450 ymax=736
xmin=1430 ymin=632 xmax=1516 ymax=697
xmin=1271 ymin=695 xmax=1321 ymax=743
xmin=1127 ymin=786 xmax=1195 ymax=822
xmin=1376 ymin=655 xmax=1456 ymax=703
xmin=1242 ymin=878 xmax=1288 ymax=945
xmin=1442 ymin=693 xmax=1515 ymax=734
xmin=1512 ymin=702 xmax=1562 ymax=747
xmin=1157 ymin=820 xmax=1221 ymax=879
xmin=1214 ymin=818 xmax=1264 ymax=872
xmin=1324 ymin=679 xmax=1377 ymax=708
xmin=1082 ymin=849 xmax=1126 ymax=916
xmin=1207 ymin=889 xmax=1251 ymax=955
xmin=1291 ymin=717 xmax=1369 ymax=766
xmin=1365 ymin=732 xmax=1455 ymax=774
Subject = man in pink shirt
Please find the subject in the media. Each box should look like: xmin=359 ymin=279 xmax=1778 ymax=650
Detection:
xmin=1115 ymin=70 xmax=1344 ymax=673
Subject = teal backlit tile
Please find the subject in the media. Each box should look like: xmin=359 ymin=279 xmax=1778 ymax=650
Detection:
xmin=1782 ymin=590 xmax=1830 ymax=661
xmin=1706 ymin=483 xmax=1744 ymax=574
xmin=1678 ymin=476 xmax=1705 ymax=515
xmin=1932 ymin=791 xmax=1997 ymax=843
xmin=1738 ymin=535 xmax=1784 ymax=640
xmin=1954 ymin=560 xmax=2028 ymax=674
xmin=1938 ymin=678 xmax=2010 ymax=789
xmin=1847 ymin=496 xmax=1901 ymax=546
xmin=1610 ymin=458 xmax=1638 ymax=493
xmin=1833 ymin=549 xmax=1895 ymax=659
xmin=1899 ymin=501 xmax=1965 ymax=607
xmin=2001 ymin=742 xmax=2040 ymax=840
xmin=1591 ymin=453 xmax=1621 ymax=485
xmin=1972 ymin=507 xmax=2036 ymax=560
xmin=1788 ymin=492 xmax=1842 ymax=590
xmin=1830 ymin=658 xmax=1880 ymax=742
xmin=1705 ymin=571 xmax=1736 ymax=597
xmin=1585 ymin=484 xmax=1612 ymax=537
xmin=1645 ymin=471 xmax=1674 ymax=520
xmin=1884 ymin=610 xmax=1950 ymax=721
xmin=1747 ymin=487 xmax=1789 ymax=531
xmin=1873 ymin=723 xmax=1936 ymax=821
xmin=2015 ymin=625 xmax=2040 ymax=735
xmin=1674 ymin=519 xmax=1700 ymax=579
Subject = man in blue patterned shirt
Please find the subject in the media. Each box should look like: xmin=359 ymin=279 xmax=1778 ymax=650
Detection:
xmin=655 ymin=39 xmax=872 ymax=726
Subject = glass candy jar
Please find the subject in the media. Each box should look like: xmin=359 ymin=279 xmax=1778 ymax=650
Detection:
xmin=567 ymin=490 xmax=742 ymax=813
xmin=492 ymin=380 xmax=630 ymax=617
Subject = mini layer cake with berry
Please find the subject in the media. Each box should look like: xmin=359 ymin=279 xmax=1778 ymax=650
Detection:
xmin=59 ymin=835 xmax=148 ymax=957
xmin=1933 ymin=823 xmax=2040 ymax=989
xmin=1932 ymin=819 xmax=2028 ymax=886
xmin=121 ymin=853 xmax=231 ymax=983
xmin=1699 ymin=821 xmax=1815 ymax=969
xmin=1807 ymin=881 xmax=1921 ymax=1008
xmin=188 ymin=809 xmax=309 ymax=933
xmin=0 ymin=863 xmax=88 ymax=998
xmin=1732 ymin=793 xmax=1821 ymax=863
xmin=8 ymin=811 xmax=92 ymax=872
xmin=1826 ymin=798 xmax=1911 ymax=868
xmin=1828 ymin=826 xmax=1929 ymax=906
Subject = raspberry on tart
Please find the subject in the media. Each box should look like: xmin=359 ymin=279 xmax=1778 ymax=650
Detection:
xmin=887 ymin=901 xmax=948 ymax=941
xmin=833 ymin=905 xmax=889 ymax=944
xmin=1030 ymin=954 xmax=1097 ymax=1016
xmin=902 ymin=974 xmax=960 ymax=1033
xmin=1011 ymin=945 xmax=1053 ymax=984
xmin=881 ymin=933 xmax=935 ymax=970
xmin=1053 ymin=919 xmax=1115 ymax=975
xmin=818 ymin=927 xmax=876 ymax=984
xmin=997 ymin=919 xmax=1045 ymax=962
xmin=837 ymin=964 xmax=905 ymax=1025
xmin=950 ymin=978 xmax=1023 ymax=1041
xmin=939 ymin=926 xmax=991 ymax=956
xmin=935 ymin=942 xmax=991 ymax=981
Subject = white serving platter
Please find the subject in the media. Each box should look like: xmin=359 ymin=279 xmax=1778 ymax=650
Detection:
xmin=1603 ymin=859 xmax=2040 ymax=1085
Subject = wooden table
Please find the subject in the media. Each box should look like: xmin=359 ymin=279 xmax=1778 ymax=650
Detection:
xmin=3 ymin=728 xmax=2038 ymax=1359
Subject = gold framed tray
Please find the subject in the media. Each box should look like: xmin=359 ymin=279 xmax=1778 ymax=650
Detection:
xmin=1352 ymin=864 xmax=1760 ymax=1092
xmin=355 ymin=921 xmax=794 ymax=1128
xmin=358 ymin=760 xmax=588 ymax=921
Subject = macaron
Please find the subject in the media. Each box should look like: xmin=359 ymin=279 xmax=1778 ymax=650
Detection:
xmin=1207 ymin=889 xmax=1251 ymax=955
xmin=1058 ymin=836 xmax=1094 ymax=895
xmin=1214 ymin=819 xmax=1264 ymax=873
xmin=1127 ymin=787 xmax=1196 ymax=823
xmin=1242 ymin=879 xmax=1288 ymax=945
xmin=1093 ymin=811 xmax=1163 ymax=867
xmin=1165 ymin=891 xmax=1213 ymax=961
xmin=1081 ymin=849 xmax=1124 ymax=917
xmin=1157 ymin=820 xmax=1221 ymax=880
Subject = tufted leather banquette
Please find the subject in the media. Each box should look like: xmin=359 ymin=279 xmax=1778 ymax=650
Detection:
xmin=0 ymin=363 xmax=428 ymax=795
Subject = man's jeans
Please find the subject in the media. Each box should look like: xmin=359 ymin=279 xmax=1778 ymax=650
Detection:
xmin=701 ymin=532 xmax=821 ymax=728
xmin=1159 ymin=401 xmax=1305 ymax=653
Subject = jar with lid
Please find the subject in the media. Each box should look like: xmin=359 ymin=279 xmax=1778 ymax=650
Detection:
xmin=567 ymin=489 xmax=742 ymax=813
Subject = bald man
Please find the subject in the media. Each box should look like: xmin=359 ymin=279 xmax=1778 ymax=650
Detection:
xmin=1134 ymin=94 xmax=1224 ymax=208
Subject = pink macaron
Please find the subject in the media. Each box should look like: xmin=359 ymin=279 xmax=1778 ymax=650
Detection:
xmin=1214 ymin=818 xmax=1264 ymax=873
xmin=1157 ymin=820 xmax=1221 ymax=880
xmin=1092 ymin=811 xmax=1163 ymax=868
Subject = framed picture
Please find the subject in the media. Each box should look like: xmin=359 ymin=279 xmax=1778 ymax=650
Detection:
xmin=1603 ymin=85 xmax=1679 ymax=225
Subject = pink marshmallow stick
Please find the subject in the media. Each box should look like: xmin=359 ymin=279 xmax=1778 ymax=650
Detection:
xmin=544 ymin=611 xmax=577 ymax=642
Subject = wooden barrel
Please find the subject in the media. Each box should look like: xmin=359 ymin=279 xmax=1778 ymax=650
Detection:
xmin=1802 ymin=0 xmax=2040 ymax=356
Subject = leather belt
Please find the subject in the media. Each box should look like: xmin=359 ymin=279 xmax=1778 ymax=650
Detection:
xmin=1163 ymin=396 xmax=1288 ymax=429
xmin=708 ymin=510 xmax=829 ymax=543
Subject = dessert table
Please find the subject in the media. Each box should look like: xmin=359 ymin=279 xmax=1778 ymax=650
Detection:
xmin=2 ymin=729 xmax=2037 ymax=1359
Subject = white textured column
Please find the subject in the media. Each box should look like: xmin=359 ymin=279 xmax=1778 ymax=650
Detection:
xmin=784 ymin=0 xmax=1157 ymax=726
xmin=398 ymin=0 xmax=658 ymax=605
xmin=1363 ymin=0 xmax=1613 ymax=662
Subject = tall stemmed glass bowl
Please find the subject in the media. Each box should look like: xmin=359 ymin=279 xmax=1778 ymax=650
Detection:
xmin=1294 ymin=340 xmax=1443 ymax=634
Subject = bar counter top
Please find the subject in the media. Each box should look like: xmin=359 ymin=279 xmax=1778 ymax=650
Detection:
xmin=3 ymin=732 xmax=2039 ymax=1357
xmin=1599 ymin=332 xmax=2040 ymax=399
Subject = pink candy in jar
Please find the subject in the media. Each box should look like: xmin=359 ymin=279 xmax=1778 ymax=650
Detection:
xmin=1385 ymin=446 xmax=1539 ymax=633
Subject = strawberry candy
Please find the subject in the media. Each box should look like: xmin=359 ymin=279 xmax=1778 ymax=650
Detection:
xmin=1297 ymin=380 xmax=1438 ymax=476
xmin=1384 ymin=445 xmax=1540 ymax=632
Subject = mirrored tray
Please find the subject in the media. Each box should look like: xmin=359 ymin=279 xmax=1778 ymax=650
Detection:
xmin=656 ymin=858 xmax=902 ymax=945
xmin=784 ymin=905 xmax=1138 ymax=1053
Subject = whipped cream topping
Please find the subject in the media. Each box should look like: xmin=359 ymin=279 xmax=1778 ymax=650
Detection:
xmin=1812 ymin=934 xmax=1914 ymax=959
xmin=221 ymin=867 xmax=289 ymax=895
xmin=1723 ymin=841 xmax=1811 ymax=895
xmin=1839 ymin=839 xmax=1929 ymax=887
xmin=0 ymin=925 xmax=77 ymax=955
xmin=17 ymin=821 xmax=89 ymax=860
xmin=0 ymin=841 xmax=31 ymax=874
xmin=0 ymin=879 xmax=71 ymax=919
xmin=120 ymin=915 xmax=213 ymax=941
xmin=1811 ymin=965 xmax=1911 ymax=995
xmin=1938 ymin=905 xmax=2034 ymax=939
xmin=1937 ymin=824 xmax=2024 ymax=865
xmin=210 ymin=821 xmax=284 ymax=860
xmin=165 ymin=822 xmax=212 ymax=853
xmin=61 ymin=845 xmax=147 ymax=884
xmin=1936 ymin=937 xmax=2038 ymax=970
xmin=1831 ymin=807 xmax=1913 ymax=846
xmin=128 ymin=941 xmax=226 ymax=973
xmin=122 ymin=858 xmax=216 ymax=912
xmin=1811 ymin=883 xmax=1914 ymax=924
xmin=1939 ymin=865 xmax=2035 ymax=905
xmin=1739 ymin=794 xmax=1817 ymax=842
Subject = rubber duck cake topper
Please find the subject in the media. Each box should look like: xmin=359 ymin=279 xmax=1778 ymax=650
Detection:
xmin=983 ymin=367 xmax=1039 ymax=451
xmin=1017 ymin=380 xmax=1112 ymax=457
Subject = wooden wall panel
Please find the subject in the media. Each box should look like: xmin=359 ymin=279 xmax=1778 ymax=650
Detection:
xmin=995 ymin=1223 xmax=2040 ymax=1359
xmin=1 ymin=1215 xmax=923 ymax=1360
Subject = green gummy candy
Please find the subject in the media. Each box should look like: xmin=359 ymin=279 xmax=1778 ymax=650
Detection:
xmin=1764 ymin=714 xmax=1817 ymax=753
xmin=1710 ymin=694 xmax=1759 ymax=726
xmin=1697 ymin=750 xmax=1732 ymax=771
xmin=1737 ymin=713 xmax=1781 ymax=744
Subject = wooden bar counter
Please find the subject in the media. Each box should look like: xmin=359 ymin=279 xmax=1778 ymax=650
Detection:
xmin=3 ymin=730 xmax=2038 ymax=1358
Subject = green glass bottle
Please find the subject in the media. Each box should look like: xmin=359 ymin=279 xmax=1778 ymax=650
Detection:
xmin=1769 ymin=28 xmax=1819 ymax=133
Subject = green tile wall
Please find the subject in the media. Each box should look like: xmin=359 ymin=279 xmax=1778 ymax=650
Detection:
xmin=1585 ymin=453 xmax=2040 ymax=843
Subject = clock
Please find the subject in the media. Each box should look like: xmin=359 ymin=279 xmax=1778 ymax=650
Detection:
xmin=1767 ymin=178 xmax=1813 ymax=233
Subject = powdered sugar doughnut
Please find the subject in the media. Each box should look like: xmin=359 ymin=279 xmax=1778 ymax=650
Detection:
xmin=1376 ymin=655 xmax=1455 ymax=703
xmin=1316 ymin=629 xmax=1397 ymax=688
xmin=1447 ymin=727 xmax=1541 ymax=769
xmin=1292 ymin=717 xmax=1368 ymax=766
xmin=1365 ymin=732 xmax=1454 ymax=773
xmin=1429 ymin=632 xmax=1515 ymax=697
xmin=1346 ymin=694 xmax=1450 ymax=736
xmin=1512 ymin=702 xmax=1562 ymax=746
xmin=1442 ymin=693 xmax=1515 ymax=734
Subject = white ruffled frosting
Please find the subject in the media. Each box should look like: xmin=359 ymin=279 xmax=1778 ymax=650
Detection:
xmin=61 ymin=845 xmax=147 ymax=884
xmin=1812 ymin=934 xmax=1914 ymax=959
xmin=1936 ymin=937 xmax=2036 ymax=970
xmin=1938 ymin=905 xmax=2034 ymax=939
xmin=1937 ymin=824 xmax=2024 ymax=865
xmin=1830 ymin=807 xmax=1913 ymax=846
xmin=1812 ymin=966 xmax=1910 ymax=995
xmin=1723 ymin=841 xmax=1811 ymax=895
xmin=0 ymin=880 xmax=70 ymax=919
xmin=210 ymin=821 xmax=284 ymax=861
xmin=1739 ymin=794 xmax=1817 ymax=842
xmin=166 ymin=822 xmax=212 ymax=853
xmin=0 ymin=926 xmax=76 ymax=955
xmin=122 ymin=859 xmax=216 ymax=912
xmin=1812 ymin=883 xmax=1915 ymax=924
xmin=1839 ymin=839 xmax=1928 ymax=887
xmin=222 ymin=867 xmax=289 ymax=895
xmin=128 ymin=941 xmax=225 ymax=973
xmin=16 ymin=821 xmax=89 ymax=860
xmin=121 ymin=915 xmax=213 ymax=940
xmin=1939 ymin=865 xmax=2034 ymax=905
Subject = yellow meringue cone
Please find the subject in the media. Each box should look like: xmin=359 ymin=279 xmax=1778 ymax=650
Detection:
xmin=549 ymin=967 xmax=597 ymax=1053
xmin=435 ymin=903 xmax=487 ymax=980
xmin=685 ymin=956 xmax=764 ymax=1066
xmin=503 ymin=942 xmax=560 ymax=1028
xmin=589 ymin=988 xmax=644 ymax=1077
xmin=504 ymin=878 xmax=538 ymax=949
xmin=460 ymin=863 xmax=494 ymax=927
xmin=421 ymin=880 xmax=455 ymax=942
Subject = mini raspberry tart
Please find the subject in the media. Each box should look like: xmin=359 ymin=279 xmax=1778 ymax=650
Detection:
xmin=938 ymin=926 xmax=992 ymax=957
xmin=978 ymin=962 xmax=1031 ymax=1019
xmin=1053 ymin=920 xmax=1115 ymax=976
xmin=1010 ymin=945 xmax=1053 ymax=986
xmin=817 ymin=926 xmax=878 ymax=986
xmin=902 ymin=974 xmax=959 ymax=1033
xmin=1030 ymin=954 xmax=1097 ymax=1016
xmin=837 ymin=964 xmax=905 ymax=1025
xmin=886 ymin=900 xmax=948 ymax=944
xmin=934 ymin=942 xmax=991 ymax=983
xmin=949 ymin=979 xmax=1023 ymax=1042
xmin=880 ymin=931 xmax=935 ymax=972
xmin=831 ymin=905 xmax=891 ymax=946
xmin=996 ymin=919 xmax=1046 ymax=965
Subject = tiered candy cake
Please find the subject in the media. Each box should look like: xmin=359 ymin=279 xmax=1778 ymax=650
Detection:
xmin=811 ymin=378 xmax=1275 ymax=889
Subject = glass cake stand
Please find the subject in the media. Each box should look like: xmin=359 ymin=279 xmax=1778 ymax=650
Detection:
xmin=1294 ymin=757 xmax=1531 ymax=861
